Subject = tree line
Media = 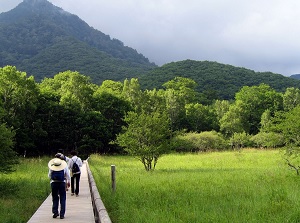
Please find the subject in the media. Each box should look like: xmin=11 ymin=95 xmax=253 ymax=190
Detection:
xmin=1 ymin=65 xmax=300 ymax=172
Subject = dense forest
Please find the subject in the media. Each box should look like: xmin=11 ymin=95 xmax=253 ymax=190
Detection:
xmin=2 ymin=65 xmax=300 ymax=172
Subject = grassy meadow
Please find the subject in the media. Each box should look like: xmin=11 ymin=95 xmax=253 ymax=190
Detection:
xmin=0 ymin=157 xmax=50 ymax=223
xmin=89 ymin=149 xmax=300 ymax=223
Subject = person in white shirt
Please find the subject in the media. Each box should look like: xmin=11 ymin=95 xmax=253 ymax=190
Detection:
xmin=68 ymin=150 xmax=83 ymax=196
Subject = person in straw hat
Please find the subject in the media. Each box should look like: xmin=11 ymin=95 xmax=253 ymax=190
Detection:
xmin=48 ymin=157 xmax=71 ymax=219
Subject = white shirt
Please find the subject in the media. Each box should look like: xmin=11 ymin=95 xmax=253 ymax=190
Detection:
xmin=68 ymin=156 xmax=83 ymax=174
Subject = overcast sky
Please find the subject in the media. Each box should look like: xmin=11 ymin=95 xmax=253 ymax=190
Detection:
xmin=1 ymin=0 xmax=300 ymax=76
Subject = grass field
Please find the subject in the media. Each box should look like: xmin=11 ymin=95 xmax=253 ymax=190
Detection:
xmin=0 ymin=157 xmax=50 ymax=223
xmin=89 ymin=149 xmax=300 ymax=223
xmin=1 ymin=149 xmax=299 ymax=222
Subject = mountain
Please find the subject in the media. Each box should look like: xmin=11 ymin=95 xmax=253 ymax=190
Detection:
xmin=0 ymin=0 xmax=156 ymax=83
xmin=138 ymin=60 xmax=300 ymax=101
xmin=290 ymin=74 xmax=300 ymax=80
xmin=1 ymin=0 xmax=300 ymax=102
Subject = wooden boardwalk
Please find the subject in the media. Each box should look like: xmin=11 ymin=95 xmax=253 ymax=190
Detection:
xmin=27 ymin=161 xmax=95 ymax=223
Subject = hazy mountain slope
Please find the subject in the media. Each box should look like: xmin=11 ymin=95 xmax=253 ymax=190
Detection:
xmin=0 ymin=0 xmax=156 ymax=83
xmin=139 ymin=60 xmax=300 ymax=100
xmin=290 ymin=74 xmax=300 ymax=80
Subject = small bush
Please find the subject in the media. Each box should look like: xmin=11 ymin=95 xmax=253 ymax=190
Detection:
xmin=171 ymin=131 xmax=228 ymax=152
xmin=229 ymin=132 xmax=251 ymax=150
xmin=250 ymin=132 xmax=285 ymax=148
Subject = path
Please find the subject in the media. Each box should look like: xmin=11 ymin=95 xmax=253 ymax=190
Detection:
xmin=27 ymin=161 xmax=95 ymax=223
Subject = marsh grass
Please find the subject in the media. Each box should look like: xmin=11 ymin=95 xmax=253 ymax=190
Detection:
xmin=0 ymin=157 xmax=51 ymax=223
xmin=89 ymin=149 xmax=300 ymax=223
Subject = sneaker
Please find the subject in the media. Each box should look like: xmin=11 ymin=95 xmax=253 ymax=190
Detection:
xmin=60 ymin=216 xmax=65 ymax=219
xmin=53 ymin=213 xmax=59 ymax=218
xmin=76 ymin=194 xmax=79 ymax=197
xmin=71 ymin=193 xmax=74 ymax=196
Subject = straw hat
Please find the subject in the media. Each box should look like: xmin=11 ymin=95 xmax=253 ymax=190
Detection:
xmin=48 ymin=158 xmax=67 ymax=171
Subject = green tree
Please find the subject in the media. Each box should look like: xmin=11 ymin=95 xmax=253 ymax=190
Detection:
xmin=232 ymin=84 xmax=283 ymax=135
xmin=213 ymin=100 xmax=230 ymax=122
xmin=250 ymin=132 xmax=284 ymax=149
xmin=283 ymin=87 xmax=300 ymax=111
xmin=162 ymin=77 xmax=200 ymax=131
xmin=92 ymin=89 xmax=131 ymax=153
xmin=0 ymin=123 xmax=18 ymax=173
xmin=39 ymin=71 xmax=95 ymax=111
xmin=185 ymin=103 xmax=218 ymax=132
xmin=229 ymin=132 xmax=250 ymax=150
xmin=115 ymin=111 xmax=171 ymax=171
xmin=0 ymin=66 xmax=39 ymax=155
xmin=38 ymin=71 xmax=97 ymax=155
xmin=219 ymin=101 xmax=244 ymax=136
xmin=162 ymin=77 xmax=198 ymax=104
xmin=274 ymin=105 xmax=300 ymax=174
xmin=122 ymin=78 xmax=144 ymax=113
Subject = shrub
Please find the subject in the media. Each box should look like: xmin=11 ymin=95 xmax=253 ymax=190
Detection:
xmin=171 ymin=131 xmax=227 ymax=152
xmin=229 ymin=132 xmax=251 ymax=150
xmin=250 ymin=132 xmax=285 ymax=148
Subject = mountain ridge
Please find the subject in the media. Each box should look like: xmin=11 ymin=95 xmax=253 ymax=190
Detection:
xmin=0 ymin=0 xmax=156 ymax=83
xmin=1 ymin=0 xmax=300 ymax=102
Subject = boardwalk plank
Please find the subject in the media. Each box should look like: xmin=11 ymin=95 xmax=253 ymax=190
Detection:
xmin=27 ymin=162 xmax=95 ymax=223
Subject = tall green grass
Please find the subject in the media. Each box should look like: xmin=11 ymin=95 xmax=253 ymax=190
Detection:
xmin=0 ymin=157 xmax=51 ymax=223
xmin=89 ymin=149 xmax=300 ymax=223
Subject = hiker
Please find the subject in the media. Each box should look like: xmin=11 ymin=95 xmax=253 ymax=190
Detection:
xmin=68 ymin=150 xmax=83 ymax=197
xmin=48 ymin=158 xmax=71 ymax=219
xmin=55 ymin=149 xmax=70 ymax=163
xmin=55 ymin=149 xmax=70 ymax=191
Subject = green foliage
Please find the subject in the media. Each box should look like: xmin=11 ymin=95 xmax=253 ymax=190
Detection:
xmin=250 ymin=132 xmax=285 ymax=148
xmin=0 ymin=123 xmax=18 ymax=173
xmin=0 ymin=66 xmax=39 ymax=155
xmin=185 ymin=103 xmax=219 ymax=132
xmin=139 ymin=60 xmax=300 ymax=102
xmin=0 ymin=157 xmax=51 ymax=222
xmin=277 ymin=105 xmax=300 ymax=146
xmin=0 ymin=0 xmax=156 ymax=84
xmin=39 ymin=70 xmax=94 ymax=111
xmin=163 ymin=77 xmax=199 ymax=104
xmin=90 ymin=150 xmax=297 ymax=223
xmin=171 ymin=131 xmax=227 ymax=152
xmin=283 ymin=87 xmax=300 ymax=111
xmin=219 ymin=102 xmax=244 ymax=136
xmin=229 ymin=132 xmax=251 ymax=150
xmin=221 ymin=84 xmax=283 ymax=135
xmin=213 ymin=99 xmax=231 ymax=122
xmin=115 ymin=111 xmax=171 ymax=170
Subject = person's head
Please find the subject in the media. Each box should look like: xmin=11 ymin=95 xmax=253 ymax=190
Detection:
xmin=55 ymin=152 xmax=64 ymax=160
xmin=48 ymin=158 xmax=67 ymax=171
xmin=70 ymin=150 xmax=77 ymax=156
xmin=57 ymin=149 xmax=64 ymax=154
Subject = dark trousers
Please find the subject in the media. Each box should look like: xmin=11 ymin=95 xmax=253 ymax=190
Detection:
xmin=51 ymin=182 xmax=66 ymax=217
xmin=71 ymin=173 xmax=81 ymax=195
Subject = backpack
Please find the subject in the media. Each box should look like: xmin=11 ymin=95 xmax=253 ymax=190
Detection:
xmin=51 ymin=170 xmax=65 ymax=181
xmin=72 ymin=158 xmax=80 ymax=173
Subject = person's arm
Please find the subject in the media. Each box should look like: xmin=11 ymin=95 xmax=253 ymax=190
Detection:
xmin=78 ymin=158 xmax=83 ymax=167
xmin=65 ymin=167 xmax=71 ymax=187
xmin=68 ymin=158 xmax=73 ymax=169
xmin=48 ymin=169 xmax=52 ymax=179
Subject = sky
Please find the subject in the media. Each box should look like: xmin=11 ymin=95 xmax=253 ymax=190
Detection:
xmin=1 ymin=0 xmax=300 ymax=76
